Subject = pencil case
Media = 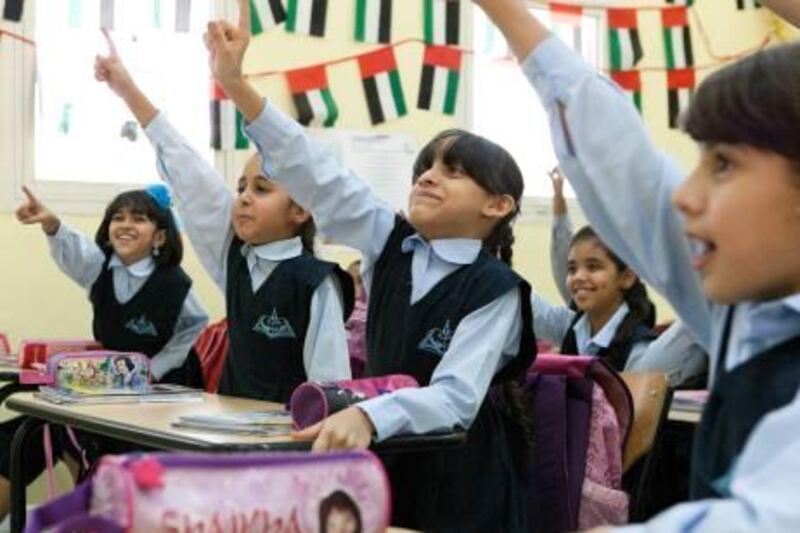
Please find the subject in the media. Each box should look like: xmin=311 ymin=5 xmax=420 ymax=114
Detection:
xmin=290 ymin=374 xmax=419 ymax=429
xmin=25 ymin=451 xmax=391 ymax=533
xmin=21 ymin=350 xmax=151 ymax=389
xmin=17 ymin=338 xmax=102 ymax=369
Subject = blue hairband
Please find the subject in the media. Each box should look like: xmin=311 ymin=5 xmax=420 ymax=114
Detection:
xmin=145 ymin=184 xmax=173 ymax=211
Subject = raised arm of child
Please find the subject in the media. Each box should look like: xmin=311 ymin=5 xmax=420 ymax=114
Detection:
xmin=475 ymin=0 xmax=712 ymax=350
xmin=95 ymin=30 xmax=235 ymax=292
xmin=549 ymin=167 xmax=572 ymax=303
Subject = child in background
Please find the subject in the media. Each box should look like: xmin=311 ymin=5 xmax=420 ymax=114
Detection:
xmin=0 ymin=184 xmax=208 ymax=519
xmin=477 ymin=0 xmax=800 ymax=529
xmin=94 ymin=29 xmax=353 ymax=403
xmin=204 ymin=5 xmax=536 ymax=530
xmin=345 ymin=260 xmax=368 ymax=377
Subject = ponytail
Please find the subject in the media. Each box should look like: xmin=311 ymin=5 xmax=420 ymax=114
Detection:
xmin=604 ymin=279 xmax=656 ymax=370
xmin=486 ymin=219 xmax=516 ymax=267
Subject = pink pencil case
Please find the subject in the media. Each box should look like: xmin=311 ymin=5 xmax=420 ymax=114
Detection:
xmin=17 ymin=338 xmax=102 ymax=369
xmin=290 ymin=375 xmax=419 ymax=430
xmin=25 ymin=451 xmax=391 ymax=533
xmin=20 ymin=350 xmax=150 ymax=388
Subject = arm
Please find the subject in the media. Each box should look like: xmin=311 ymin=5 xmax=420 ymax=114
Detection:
xmin=760 ymin=0 xmax=800 ymax=26
xmin=95 ymin=29 xmax=235 ymax=291
xmin=532 ymin=292 xmax=575 ymax=346
xmin=549 ymin=167 xmax=572 ymax=303
xmin=476 ymin=0 xmax=712 ymax=349
xmin=304 ymin=275 xmax=352 ymax=382
xmin=624 ymin=322 xmax=708 ymax=387
xmin=616 ymin=390 xmax=800 ymax=532
xmin=149 ymin=290 xmax=209 ymax=381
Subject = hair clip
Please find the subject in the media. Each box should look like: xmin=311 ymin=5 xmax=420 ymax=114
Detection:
xmin=145 ymin=183 xmax=173 ymax=211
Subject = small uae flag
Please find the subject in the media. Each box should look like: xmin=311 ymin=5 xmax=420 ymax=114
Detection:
xmin=286 ymin=0 xmax=327 ymax=37
xmin=250 ymin=0 xmax=286 ymax=35
xmin=667 ymin=68 xmax=695 ymax=129
xmin=737 ymin=0 xmax=761 ymax=9
xmin=608 ymin=9 xmax=643 ymax=71
xmin=662 ymin=7 xmax=694 ymax=70
xmin=355 ymin=0 xmax=392 ymax=44
xmin=418 ymin=45 xmax=462 ymax=115
xmin=423 ymin=0 xmax=460 ymax=46
xmin=610 ymin=70 xmax=642 ymax=113
xmin=210 ymin=82 xmax=250 ymax=150
xmin=286 ymin=65 xmax=339 ymax=128
xmin=358 ymin=47 xmax=407 ymax=125
xmin=550 ymin=3 xmax=582 ymax=52
xmin=2 ymin=0 xmax=24 ymax=22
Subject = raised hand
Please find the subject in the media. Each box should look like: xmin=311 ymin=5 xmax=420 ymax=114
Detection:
xmin=549 ymin=167 xmax=568 ymax=216
xmin=205 ymin=0 xmax=251 ymax=85
xmin=94 ymin=29 xmax=137 ymax=99
xmin=15 ymin=186 xmax=60 ymax=236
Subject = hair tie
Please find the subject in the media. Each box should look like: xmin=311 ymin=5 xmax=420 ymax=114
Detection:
xmin=145 ymin=183 xmax=173 ymax=211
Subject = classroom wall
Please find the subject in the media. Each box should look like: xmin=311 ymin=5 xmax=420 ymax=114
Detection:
xmin=0 ymin=1 xmax=778 ymax=345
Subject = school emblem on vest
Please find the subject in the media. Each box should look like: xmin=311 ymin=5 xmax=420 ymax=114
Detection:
xmin=253 ymin=309 xmax=296 ymax=340
xmin=124 ymin=315 xmax=158 ymax=337
xmin=418 ymin=321 xmax=454 ymax=356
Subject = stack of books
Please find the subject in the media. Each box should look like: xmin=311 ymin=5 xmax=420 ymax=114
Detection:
xmin=671 ymin=390 xmax=709 ymax=412
xmin=172 ymin=411 xmax=294 ymax=436
xmin=37 ymin=383 xmax=204 ymax=405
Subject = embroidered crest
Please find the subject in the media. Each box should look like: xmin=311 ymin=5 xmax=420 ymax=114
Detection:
xmin=418 ymin=321 xmax=454 ymax=356
xmin=125 ymin=315 xmax=158 ymax=337
xmin=253 ymin=309 xmax=297 ymax=340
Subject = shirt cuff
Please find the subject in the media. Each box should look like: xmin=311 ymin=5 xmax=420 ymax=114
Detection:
xmin=47 ymin=221 xmax=73 ymax=242
xmin=520 ymin=34 xmax=595 ymax=105
xmin=143 ymin=111 xmax=175 ymax=146
xmin=243 ymin=99 xmax=305 ymax=178
xmin=357 ymin=394 xmax=407 ymax=442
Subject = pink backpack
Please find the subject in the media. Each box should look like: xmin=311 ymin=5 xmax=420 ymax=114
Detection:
xmin=25 ymin=451 xmax=391 ymax=533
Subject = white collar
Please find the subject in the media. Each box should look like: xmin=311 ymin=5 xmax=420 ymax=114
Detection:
xmin=241 ymin=236 xmax=303 ymax=262
xmin=107 ymin=254 xmax=156 ymax=278
xmin=573 ymin=301 xmax=630 ymax=349
xmin=401 ymin=234 xmax=482 ymax=265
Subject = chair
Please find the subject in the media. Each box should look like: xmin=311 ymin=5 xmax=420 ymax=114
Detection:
xmin=193 ymin=319 xmax=228 ymax=393
xmin=620 ymin=372 xmax=671 ymax=521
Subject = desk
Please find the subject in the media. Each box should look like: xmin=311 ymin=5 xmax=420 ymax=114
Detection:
xmin=7 ymin=392 xmax=465 ymax=532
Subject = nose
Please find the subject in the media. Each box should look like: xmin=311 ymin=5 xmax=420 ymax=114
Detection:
xmin=238 ymin=188 xmax=252 ymax=206
xmin=672 ymin=168 xmax=705 ymax=218
xmin=415 ymin=168 xmax=438 ymax=187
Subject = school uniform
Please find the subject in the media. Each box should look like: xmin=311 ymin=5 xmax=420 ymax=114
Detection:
xmin=526 ymin=34 xmax=800 ymax=531
xmin=243 ymin=100 xmax=535 ymax=532
xmin=144 ymin=114 xmax=354 ymax=401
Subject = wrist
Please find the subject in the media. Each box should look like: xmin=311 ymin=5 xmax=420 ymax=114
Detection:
xmin=356 ymin=406 xmax=377 ymax=437
xmin=218 ymin=74 xmax=247 ymax=93
xmin=42 ymin=218 xmax=61 ymax=236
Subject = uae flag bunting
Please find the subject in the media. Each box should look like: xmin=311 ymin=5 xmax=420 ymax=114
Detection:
xmin=286 ymin=0 xmax=327 ymax=37
xmin=667 ymin=68 xmax=695 ymax=129
xmin=550 ymin=3 xmax=582 ymax=51
xmin=358 ymin=47 xmax=407 ymax=125
xmin=662 ymin=7 xmax=694 ymax=70
xmin=175 ymin=0 xmax=191 ymax=32
xmin=610 ymin=70 xmax=642 ymax=113
xmin=737 ymin=0 xmax=761 ymax=9
xmin=152 ymin=0 xmax=192 ymax=32
xmin=423 ymin=0 xmax=460 ymax=46
xmin=100 ymin=0 xmax=115 ymax=29
xmin=418 ymin=45 xmax=462 ymax=115
xmin=210 ymin=83 xmax=250 ymax=150
xmin=666 ymin=0 xmax=694 ymax=5
xmin=2 ymin=0 xmax=24 ymax=22
xmin=355 ymin=0 xmax=392 ymax=44
xmin=286 ymin=65 xmax=339 ymax=128
xmin=608 ymin=9 xmax=643 ymax=71
xmin=250 ymin=0 xmax=286 ymax=35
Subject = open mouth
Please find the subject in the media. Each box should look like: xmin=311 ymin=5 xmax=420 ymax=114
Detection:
xmin=687 ymin=235 xmax=716 ymax=271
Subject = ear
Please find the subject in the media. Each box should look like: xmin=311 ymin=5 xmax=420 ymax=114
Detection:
xmin=481 ymin=194 xmax=515 ymax=220
xmin=289 ymin=202 xmax=311 ymax=226
xmin=619 ymin=268 xmax=638 ymax=291
xmin=153 ymin=229 xmax=167 ymax=249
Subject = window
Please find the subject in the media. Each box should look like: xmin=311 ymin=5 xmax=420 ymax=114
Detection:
xmin=466 ymin=4 xmax=602 ymax=198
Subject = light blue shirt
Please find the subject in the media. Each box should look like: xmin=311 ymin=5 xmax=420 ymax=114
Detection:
xmin=525 ymin=34 xmax=800 ymax=532
xmin=47 ymin=223 xmax=208 ymax=380
xmin=243 ymin=101 xmax=523 ymax=442
xmin=144 ymin=113 xmax=351 ymax=383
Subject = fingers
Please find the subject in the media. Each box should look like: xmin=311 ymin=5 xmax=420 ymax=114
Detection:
xmin=291 ymin=421 xmax=323 ymax=441
xmin=101 ymin=28 xmax=119 ymax=59
xmin=21 ymin=186 xmax=39 ymax=206
xmin=238 ymin=0 xmax=251 ymax=35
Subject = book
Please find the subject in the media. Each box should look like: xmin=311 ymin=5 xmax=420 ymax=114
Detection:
xmin=171 ymin=410 xmax=294 ymax=436
xmin=36 ymin=384 xmax=204 ymax=405
xmin=672 ymin=390 xmax=709 ymax=412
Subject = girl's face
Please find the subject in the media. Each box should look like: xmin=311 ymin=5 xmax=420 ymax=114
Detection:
xmin=232 ymin=156 xmax=309 ymax=245
xmin=673 ymin=144 xmax=800 ymax=303
xmin=325 ymin=508 xmax=358 ymax=533
xmin=108 ymin=208 xmax=165 ymax=265
xmin=567 ymin=239 xmax=635 ymax=317
xmin=408 ymin=157 xmax=512 ymax=240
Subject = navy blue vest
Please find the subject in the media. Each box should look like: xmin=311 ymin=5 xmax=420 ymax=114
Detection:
xmin=220 ymin=238 xmax=354 ymax=403
xmin=559 ymin=311 xmax=657 ymax=371
xmin=365 ymin=218 xmax=535 ymax=532
xmin=690 ymin=306 xmax=800 ymax=499
xmin=90 ymin=255 xmax=191 ymax=360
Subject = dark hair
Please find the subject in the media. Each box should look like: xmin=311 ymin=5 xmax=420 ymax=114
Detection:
xmin=570 ymin=226 xmax=656 ymax=369
xmin=95 ymin=190 xmax=183 ymax=268
xmin=413 ymin=129 xmax=524 ymax=266
xmin=318 ymin=490 xmax=362 ymax=533
xmin=683 ymin=42 xmax=800 ymax=174
xmin=298 ymin=217 xmax=317 ymax=255
xmin=113 ymin=356 xmax=135 ymax=372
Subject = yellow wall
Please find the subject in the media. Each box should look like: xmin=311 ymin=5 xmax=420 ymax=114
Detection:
xmin=0 ymin=1 xmax=778 ymax=346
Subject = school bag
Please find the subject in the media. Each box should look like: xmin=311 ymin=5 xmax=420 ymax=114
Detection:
xmin=290 ymin=375 xmax=419 ymax=429
xmin=524 ymin=354 xmax=633 ymax=533
xmin=25 ymin=450 xmax=391 ymax=533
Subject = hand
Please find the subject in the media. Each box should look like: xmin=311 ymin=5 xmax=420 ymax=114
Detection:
xmin=292 ymin=407 xmax=376 ymax=452
xmin=15 ymin=186 xmax=60 ymax=235
xmin=94 ymin=29 xmax=137 ymax=99
xmin=204 ymin=0 xmax=251 ymax=86
xmin=548 ymin=166 xmax=565 ymax=197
